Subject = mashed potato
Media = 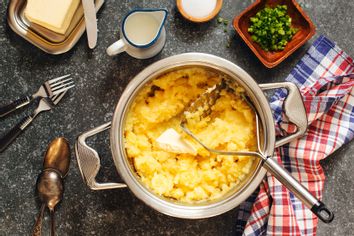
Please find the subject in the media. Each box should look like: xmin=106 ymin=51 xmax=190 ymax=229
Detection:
xmin=124 ymin=68 xmax=257 ymax=203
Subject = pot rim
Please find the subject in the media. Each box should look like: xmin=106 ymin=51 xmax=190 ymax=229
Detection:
xmin=110 ymin=53 xmax=274 ymax=218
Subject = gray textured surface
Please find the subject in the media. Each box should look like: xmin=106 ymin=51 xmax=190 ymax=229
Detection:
xmin=0 ymin=0 xmax=353 ymax=235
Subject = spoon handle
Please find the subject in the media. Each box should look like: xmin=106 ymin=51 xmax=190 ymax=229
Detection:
xmin=50 ymin=209 xmax=55 ymax=236
xmin=32 ymin=204 xmax=46 ymax=236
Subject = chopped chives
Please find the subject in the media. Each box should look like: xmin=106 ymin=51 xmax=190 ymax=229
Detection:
xmin=248 ymin=5 xmax=298 ymax=51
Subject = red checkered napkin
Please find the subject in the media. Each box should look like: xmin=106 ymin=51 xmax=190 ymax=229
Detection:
xmin=235 ymin=35 xmax=354 ymax=236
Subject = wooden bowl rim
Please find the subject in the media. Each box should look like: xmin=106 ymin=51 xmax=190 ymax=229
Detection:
xmin=233 ymin=0 xmax=316 ymax=68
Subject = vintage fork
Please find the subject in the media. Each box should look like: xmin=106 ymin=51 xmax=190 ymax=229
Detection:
xmin=0 ymin=92 xmax=67 ymax=153
xmin=0 ymin=74 xmax=74 ymax=118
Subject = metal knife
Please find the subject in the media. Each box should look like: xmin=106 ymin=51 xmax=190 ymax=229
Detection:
xmin=82 ymin=0 xmax=97 ymax=49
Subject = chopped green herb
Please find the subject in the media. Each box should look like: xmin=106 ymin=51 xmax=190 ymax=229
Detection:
xmin=248 ymin=5 xmax=298 ymax=51
xmin=2 ymin=0 xmax=8 ymax=8
xmin=226 ymin=38 xmax=231 ymax=48
xmin=216 ymin=16 xmax=230 ymax=48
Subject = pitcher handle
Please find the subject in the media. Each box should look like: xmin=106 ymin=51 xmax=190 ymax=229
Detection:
xmin=75 ymin=122 xmax=127 ymax=190
xmin=106 ymin=39 xmax=127 ymax=56
xmin=259 ymin=82 xmax=308 ymax=147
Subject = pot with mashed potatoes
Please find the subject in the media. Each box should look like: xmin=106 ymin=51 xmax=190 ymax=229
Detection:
xmin=75 ymin=53 xmax=308 ymax=219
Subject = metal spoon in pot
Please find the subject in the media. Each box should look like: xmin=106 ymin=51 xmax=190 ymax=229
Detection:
xmin=32 ymin=137 xmax=70 ymax=236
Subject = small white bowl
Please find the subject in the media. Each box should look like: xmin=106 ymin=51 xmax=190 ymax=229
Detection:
xmin=176 ymin=0 xmax=223 ymax=23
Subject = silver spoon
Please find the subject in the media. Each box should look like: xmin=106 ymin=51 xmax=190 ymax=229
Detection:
xmin=32 ymin=137 xmax=70 ymax=236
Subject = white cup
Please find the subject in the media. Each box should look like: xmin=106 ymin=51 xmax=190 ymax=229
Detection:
xmin=106 ymin=9 xmax=168 ymax=59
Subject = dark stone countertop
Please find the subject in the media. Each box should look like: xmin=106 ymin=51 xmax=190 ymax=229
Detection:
xmin=0 ymin=0 xmax=353 ymax=235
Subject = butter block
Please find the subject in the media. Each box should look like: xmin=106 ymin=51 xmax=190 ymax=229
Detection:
xmin=156 ymin=128 xmax=197 ymax=155
xmin=25 ymin=0 xmax=80 ymax=35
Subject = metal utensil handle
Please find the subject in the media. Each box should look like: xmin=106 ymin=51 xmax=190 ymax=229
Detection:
xmin=260 ymin=82 xmax=334 ymax=223
xmin=0 ymin=115 xmax=33 ymax=153
xmin=259 ymin=82 xmax=308 ymax=147
xmin=50 ymin=209 xmax=55 ymax=236
xmin=75 ymin=122 xmax=127 ymax=190
xmin=0 ymin=96 xmax=31 ymax=118
xmin=32 ymin=203 xmax=45 ymax=236
xmin=263 ymin=157 xmax=334 ymax=223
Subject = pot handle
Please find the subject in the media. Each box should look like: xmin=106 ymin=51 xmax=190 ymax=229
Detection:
xmin=75 ymin=122 xmax=127 ymax=190
xmin=259 ymin=82 xmax=308 ymax=147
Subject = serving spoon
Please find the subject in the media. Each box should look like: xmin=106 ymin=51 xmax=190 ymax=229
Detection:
xmin=32 ymin=137 xmax=70 ymax=236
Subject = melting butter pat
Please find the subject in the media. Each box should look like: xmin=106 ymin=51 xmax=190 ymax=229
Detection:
xmin=156 ymin=128 xmax=197 ymax=155
xmin=25 ymin=0 xmax=80 ymax=34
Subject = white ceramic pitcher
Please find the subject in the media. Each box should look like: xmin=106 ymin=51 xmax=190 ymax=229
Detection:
xmin=106 ymin=9 xmax=168 ymax=59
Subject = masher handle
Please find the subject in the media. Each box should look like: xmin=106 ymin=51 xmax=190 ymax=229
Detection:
xmin=263 ymin=157 xmax=334 ymax=223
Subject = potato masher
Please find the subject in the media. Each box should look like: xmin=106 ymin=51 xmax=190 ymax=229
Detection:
xmin=180 ymin=79 xmax=334 ymax=223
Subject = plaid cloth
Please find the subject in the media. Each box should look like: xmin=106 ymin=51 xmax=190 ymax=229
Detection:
xmin=235 ymin=35 xmax=354 ymax=236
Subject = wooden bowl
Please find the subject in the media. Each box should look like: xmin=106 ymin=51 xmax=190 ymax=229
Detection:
xmin=233 ymin=0 xmax=315 ymax=68
xmin=177 ymin=0 xmax=223 ymax=23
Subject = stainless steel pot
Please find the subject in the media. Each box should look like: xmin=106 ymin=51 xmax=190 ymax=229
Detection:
xmin=75 ymin=53 xmax=333 ymax=222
